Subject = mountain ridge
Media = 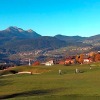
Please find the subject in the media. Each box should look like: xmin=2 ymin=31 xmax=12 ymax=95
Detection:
xmin=0 ymin=26 xmax=100 ymax=62
xmin=0 ymin=26 xmax=41 ymax=39
xmin=0 ymin=26 xmax=100 ymax=53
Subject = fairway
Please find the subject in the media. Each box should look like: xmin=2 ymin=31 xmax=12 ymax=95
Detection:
xmin=0 ymin=63 xmax=100 ymax=100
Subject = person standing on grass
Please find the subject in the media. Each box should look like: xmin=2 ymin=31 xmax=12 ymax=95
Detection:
xmin=59 ymin=69 xmax=62 ymax=75
xmin=75 ymin=68 xmax=79 ymax=73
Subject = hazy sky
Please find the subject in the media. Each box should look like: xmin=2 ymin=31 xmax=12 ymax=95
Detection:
xmin=0 ymin=0 xmax=100 ymax=37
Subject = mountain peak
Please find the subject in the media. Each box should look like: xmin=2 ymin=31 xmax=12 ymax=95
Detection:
xmin=1 ymin=26 xmax=41 ymax=38
xmin=6 ymin=26 xmax=24 ymax=32
xmin=27 ymin=29 xmax=34 ymax=33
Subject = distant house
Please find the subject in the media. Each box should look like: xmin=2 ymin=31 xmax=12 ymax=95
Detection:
xmin=45 ymin=60 xmax=54 ymax=66
xmin=58 ymin=58 xmax=74 ymax=65
xmin=83 ymin=58 xmax=92 ymax=64
xmin=59 ymin=60 xmax=65 ymax=65
xmin=64 ymin=58 xmax=75 ymax=65
xmin=32 ymin=61 xmax=40 ymax=66
xmin=65 ymin=59 xmax=71 ymax=64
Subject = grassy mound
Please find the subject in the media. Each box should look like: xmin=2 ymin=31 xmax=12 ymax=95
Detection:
xmin=0 ymin=65 xmax=51 ymax=76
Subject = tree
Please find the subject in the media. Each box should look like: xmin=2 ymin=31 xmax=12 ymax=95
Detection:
xmin=95 ymin=52 xmax=100 ymax=62
xmin=89 ymin=52 xmax=95 ymax=62
xmin=75 ymin=55 xmax=80 ymax=63
xmin=78 ymin=54 xmax=84 ymax=64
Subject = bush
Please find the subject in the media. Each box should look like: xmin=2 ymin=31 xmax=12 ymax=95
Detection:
xmin=10 ymin=70 xmax=18 ymax=74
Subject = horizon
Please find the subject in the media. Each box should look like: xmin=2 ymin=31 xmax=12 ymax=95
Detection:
xmin=1 ymin=26 xmax=99 ymax=37
xmin=0 ymin=0 xmax=100 ymax=37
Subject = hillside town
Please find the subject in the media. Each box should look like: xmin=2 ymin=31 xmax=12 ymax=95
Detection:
xmin=0 ymin=50 xmax=100 ymax=70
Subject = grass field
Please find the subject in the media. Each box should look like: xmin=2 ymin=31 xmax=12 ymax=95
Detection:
xmin=0 ymin=63 xmax=100 ymax=100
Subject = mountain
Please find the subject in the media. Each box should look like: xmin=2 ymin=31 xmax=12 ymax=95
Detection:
xmin=0 ymin=27 xmax=69 ymax=53
xmin=55 ymin=34 xmax=86 ymax=42
xmin=55 ymin=34 xmax=100 ymax=47
xmin=0 ymin=26 xmax=41 ymax=39
xmin=1 ymin=36 xmax=68 ymax=52
xmin=83 ymin=34 xmax=100 ymax=43
xmin=54 ymin=34 xmax=92 ymax=47
xmin=0 ymin=26 xmax=100 ymax=56
xmin=0 ymin=26 xmax=42 ymax=46
xmin=0 ymin=26 xmax=100 ymax=63
xmin=82 ymin=34 xmax=100 ymax=51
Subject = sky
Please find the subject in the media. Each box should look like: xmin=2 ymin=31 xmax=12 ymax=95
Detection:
xmin=0 ymin=0 xmax=100 ymax=37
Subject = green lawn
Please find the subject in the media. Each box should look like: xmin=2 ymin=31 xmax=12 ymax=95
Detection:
xmin=0 ymin=63 xmax=100 ymax=100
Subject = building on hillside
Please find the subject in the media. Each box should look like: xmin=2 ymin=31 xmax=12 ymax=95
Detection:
xmin=83 ymin=58 xmax=92 ymax=64
xmin=59 ymin=60 xmax=65 ymax=65
xmin=32 ymin=61 xmax=40 ymax=66
xmin=45 ymin=60 xmax=54 ymax=66
xmin=64 ymin=58 xmax=75 ymax=65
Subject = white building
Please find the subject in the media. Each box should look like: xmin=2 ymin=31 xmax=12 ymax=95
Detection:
xmin=45 ymin=60 xmax=54 ymax=66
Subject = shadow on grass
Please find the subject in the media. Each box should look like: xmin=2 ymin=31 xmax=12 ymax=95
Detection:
xmin=0 ymin=88 xmax=65 ymax=99
xmin=1 ymin=88 xmax=100 ymax=100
